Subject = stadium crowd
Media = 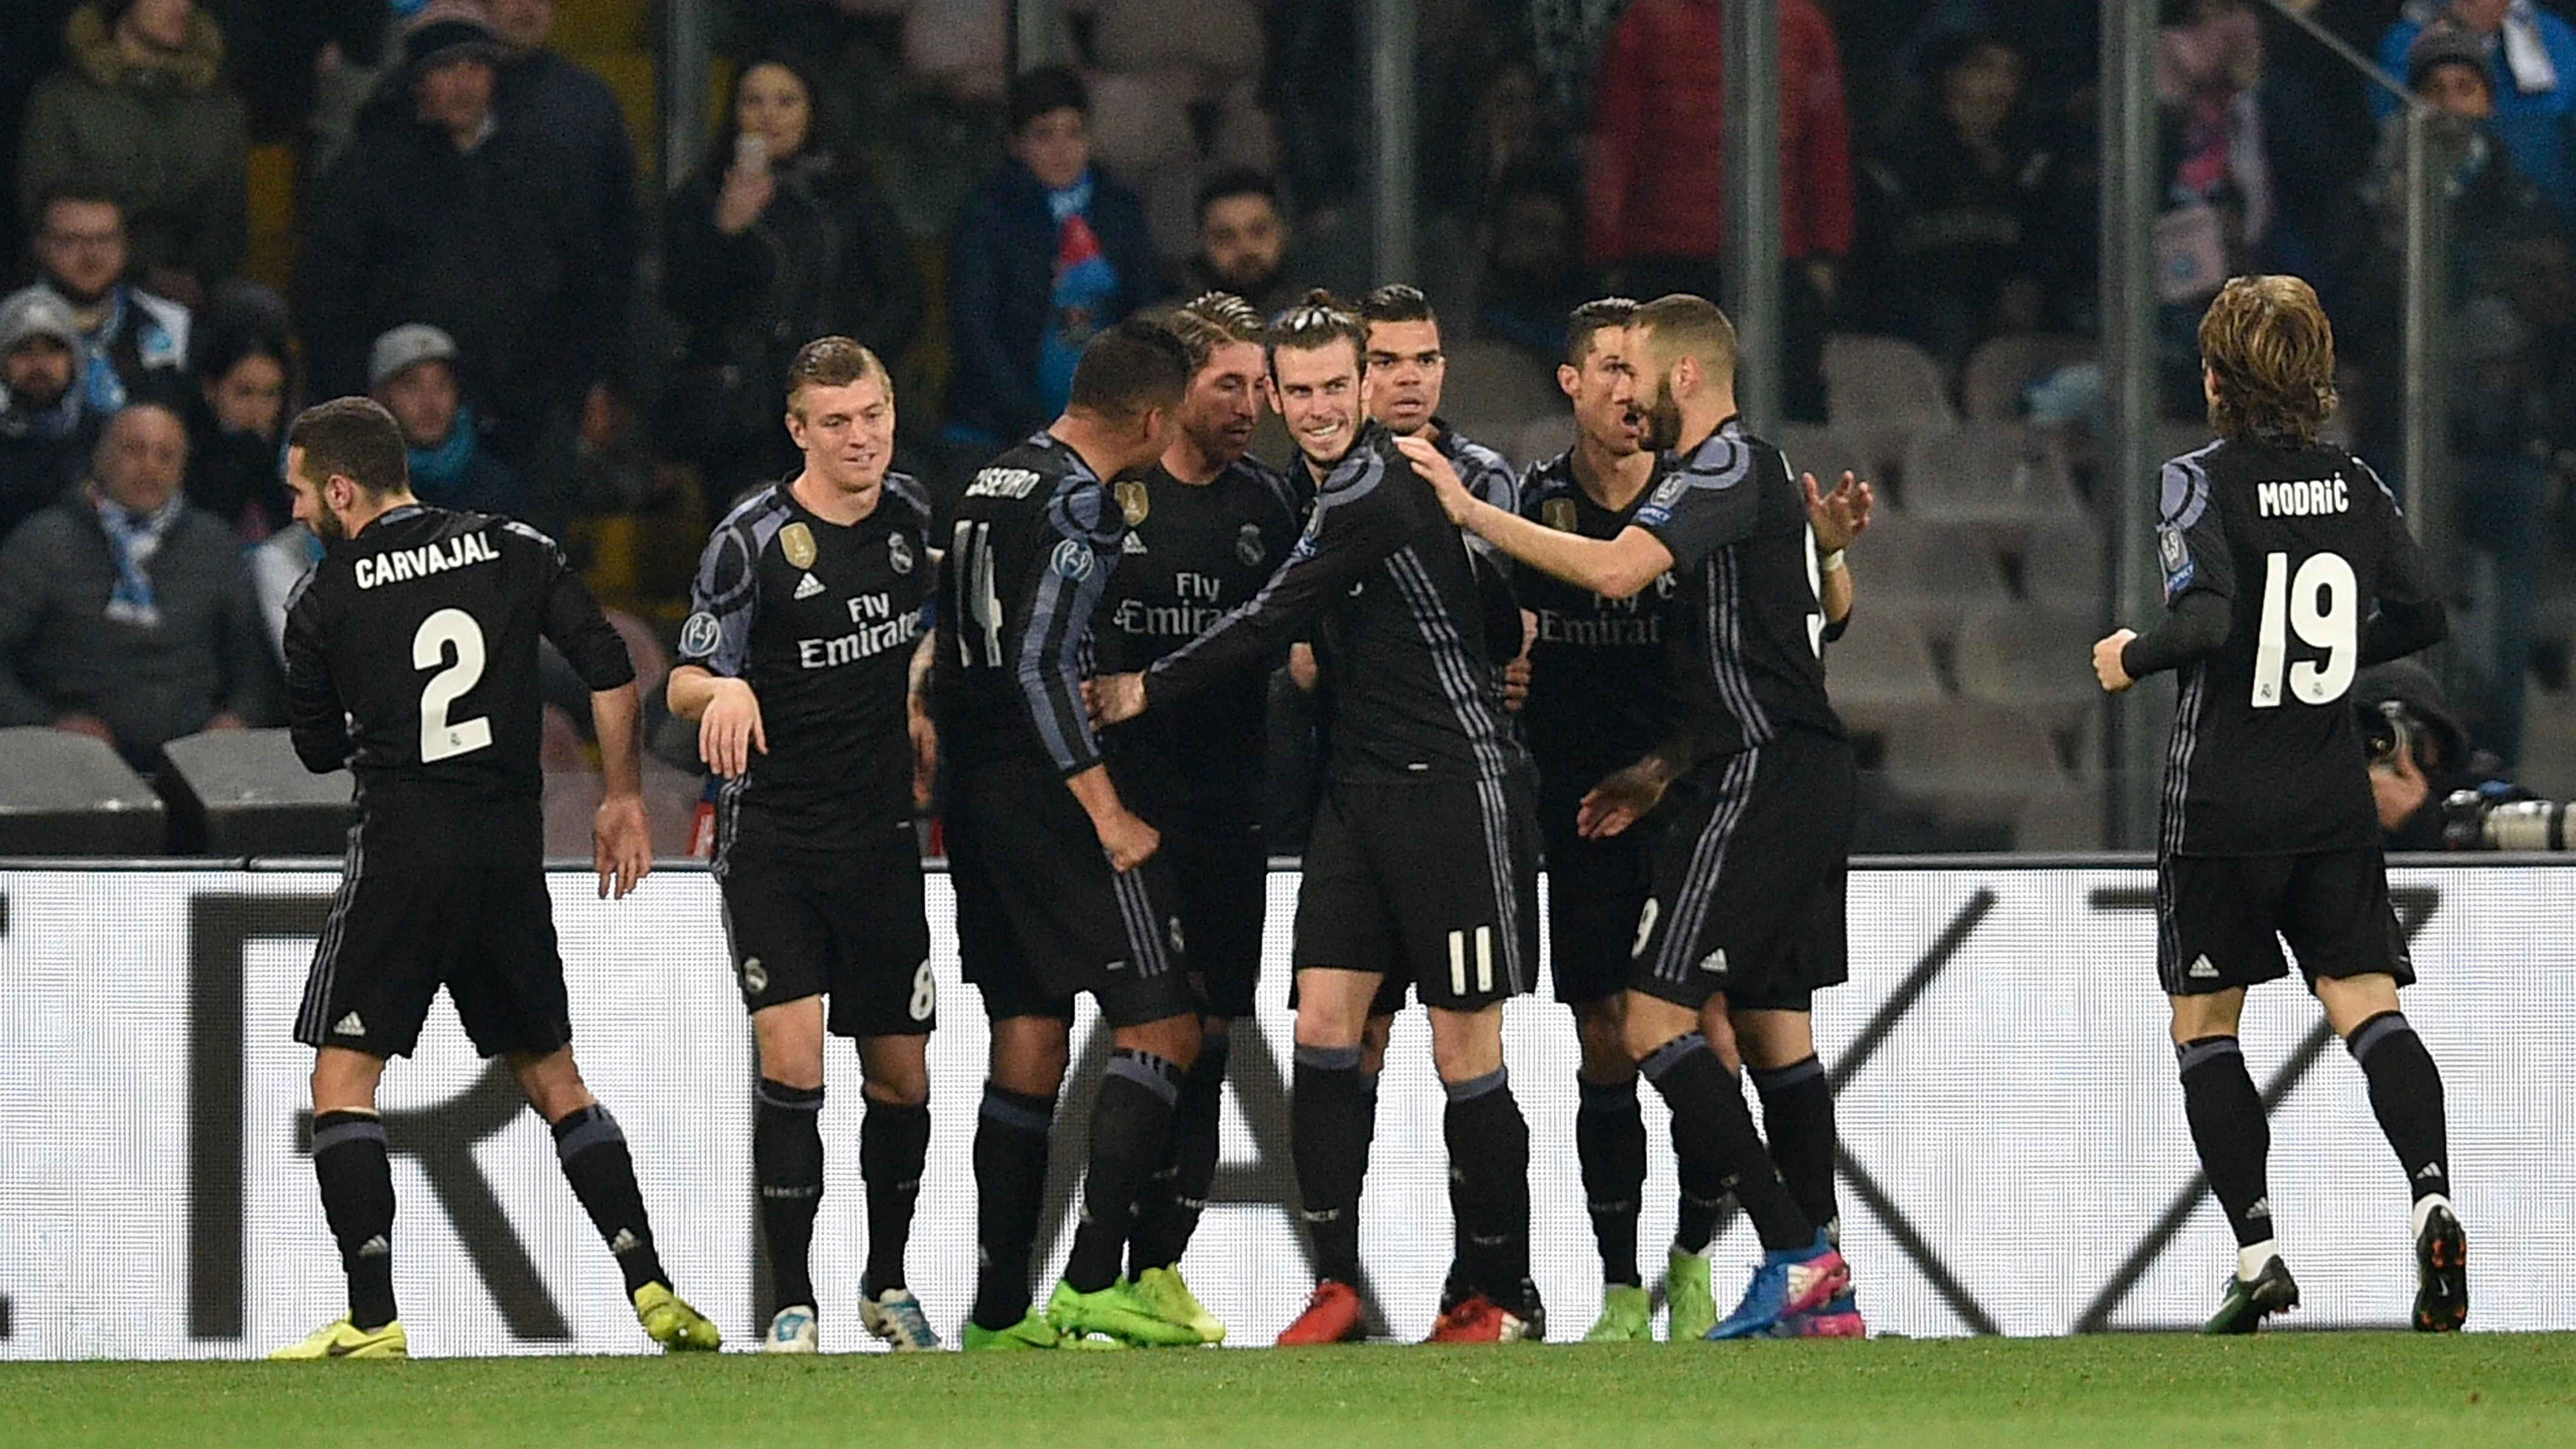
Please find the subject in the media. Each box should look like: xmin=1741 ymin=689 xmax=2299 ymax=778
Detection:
xmin=1 ymin=0 xmax=2574 ymax=822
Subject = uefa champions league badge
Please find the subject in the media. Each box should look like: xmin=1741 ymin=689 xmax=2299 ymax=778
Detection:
xmin=780 ymin=522 xmax=818 ymax=570
xmin=1051 ymin=539 xmax=1095 ymax=581
xmin=1236 ymin=523 xmax=1266 ymax=566
xmin=680 ymin=611 xmax=721 ymax=658
xmin=1115 ymin=479 xmax=1150 ymax=526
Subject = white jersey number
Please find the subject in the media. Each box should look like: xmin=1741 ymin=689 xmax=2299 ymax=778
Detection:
xmin=950 ymin=520 xmax=1004 ymax=666
xmin=2249 ymin=550 xmax=2359 ymax=708
xmin=414 ymin=608 xmax=495 ymax=761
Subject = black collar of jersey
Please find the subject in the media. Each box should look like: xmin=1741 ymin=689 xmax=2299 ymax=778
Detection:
xmin=1675 ymin=415 xmax=1747 ymax=469
xmin=1531 ymin=447 xmax=1669 ymax=518
xmin=765 ymin=468 xmax=911 ymax=532
xmin=1020 ymin=428 xmax=1102 ymax=485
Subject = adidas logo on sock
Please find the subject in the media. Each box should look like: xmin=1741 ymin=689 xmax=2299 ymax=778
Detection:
xmin=609 ymin=1228 xmax=640 ymax=1255
xmin=2247 ymin=1196 xmax=2271 ymax=1220
xmin=333 ymin=1012 xmax=366 ymax=1036
xmin=794 ymin=572 xmax=825 ymax=600
xmin=2417 ymin=1163 xmax=2446 ymax=1180
xmin=356 ymin=1235 xmax=390 ymax=1258
xmin=2187 ymin=955 xmax=2220 ymax=980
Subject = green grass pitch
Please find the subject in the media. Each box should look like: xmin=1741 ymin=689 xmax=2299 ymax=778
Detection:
xmin=10 ymin=1335 xmax=2575 ymax=1448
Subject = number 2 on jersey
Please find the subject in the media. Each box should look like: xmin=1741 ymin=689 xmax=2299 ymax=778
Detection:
xmin=414 ymin=608 xmax=494 ymax=761
xmin=2249 ymin=550 xmax=2357 ymax=708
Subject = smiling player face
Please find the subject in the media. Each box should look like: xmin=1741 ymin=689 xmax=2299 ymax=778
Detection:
xmin=1270 ymin=337 xmax=1368 ymax=467
xmin=787 ymin=373 xmax=895 ymax=504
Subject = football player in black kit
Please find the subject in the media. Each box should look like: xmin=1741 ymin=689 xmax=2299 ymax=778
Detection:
xmin=1358 ymin=284 xmax=1519 ymax=518
xmin=1095 ymin=294 xmax=1304 ymax=1344
xmin=1095 ymin=293 xmax=1544 ymax=1345
xmin=1413 ymin=294 xmax=1868 ymax=1341
xmin=271 ymin=397 xmax=719 ymax=1359
xmin=667 ymin=339 xmax=943 ymax=1354
xmin=2091 ymin=276 xmax=2463 ymax=1335
xmin=936 ymin=317 xmax=1209 ymax=1350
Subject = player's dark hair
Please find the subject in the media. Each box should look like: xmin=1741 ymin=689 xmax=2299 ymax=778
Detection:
xmin=2199 ymin=274 xmax=2337 ymax=448
xmin=1633 ymin=293 xmax=1738 ymax=381
xmin=1195 ymin=167 xmax=1282 ymax=225
xmin=785 ymin=335 xmax=892 ymax=414
xmin=1008 ymin=64 xmax=1089 ymax=133
xmin=1266 ymin=289 xmax=1368 ymax=378
xmin=288 ymin=396 xmax=410 ymax=499
xmin=1066 ymin=316 xmax=1192 ymax=420
xmin=1179 ymin=291 xmax=1266 ymax=345
xmin=1358 ymin=282 xmax=1436 ymax=328
xmin=1564 ymin=297 xmax=1639 ymax=368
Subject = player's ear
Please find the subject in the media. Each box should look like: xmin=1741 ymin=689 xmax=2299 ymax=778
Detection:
xmin=1557 ymin=362 xmax=1580 ymax=400
xmin=783 ymin=408 xmax=806 ymax=451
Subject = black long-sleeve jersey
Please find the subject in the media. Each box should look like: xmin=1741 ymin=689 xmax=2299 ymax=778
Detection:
xmin=677 ymin=473 xmax=934 ymax=865
xmin=1094 ymin=457 xmax=1305 ymax=826
xmin=1631 ymin=417 xmax=1843 ymax=763
xmin=1146 ymin=422 xmax=1527 ymax=786
xmin=933 ymin=433 xmax=1126 ymax=777
xmin=2137 ymin=439 xmax=2443 ymax=858
xmin=284 ymin=505 xmax=634 ymax=813
xmin=1516 ymin=451 xmax=1685 ymax=821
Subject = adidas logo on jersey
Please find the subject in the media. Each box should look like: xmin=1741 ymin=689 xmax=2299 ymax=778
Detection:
xmin=333 ymin=1012 xmax=366 ymax=1036
xmin=1122 ymin=533 xmax=1149 ymax=555
xmin=793 ymin=572 xmax=825 ymax=600
xmin=2187 ymin=955 xmax=2220 ymax=980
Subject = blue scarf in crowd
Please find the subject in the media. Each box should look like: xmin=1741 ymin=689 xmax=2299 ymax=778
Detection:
xmin=91 ymin=486 xmax=185 ymax=628
xmin=407 ymin=404 xmax=483 ymax=508
xmin=1035 ymin=171 xmax=1119 ymax=417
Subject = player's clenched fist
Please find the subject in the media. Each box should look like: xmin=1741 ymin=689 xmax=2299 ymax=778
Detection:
xmin=2093 ymin=629 xmax=2137 ymax=693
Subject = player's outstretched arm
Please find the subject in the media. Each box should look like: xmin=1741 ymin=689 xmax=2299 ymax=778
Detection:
xmin=589 ymin=681 xmax=653 ymax=900
xmin=666 ymin=663 xmax=766 ymax=778
xmin=1397 ymin=434 xmax=1675 ymax=598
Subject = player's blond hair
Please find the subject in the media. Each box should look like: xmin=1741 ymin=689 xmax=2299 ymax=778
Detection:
xmin=1179 ymin=291 xmax=1266 ymax=345
xmin=2199 ymin=274 xmax=2337 ymax=448
xmin=785 ymin=336 xmax=893 ymax=416
xmin=1632 ymin=294 xmax=1738 ymax=382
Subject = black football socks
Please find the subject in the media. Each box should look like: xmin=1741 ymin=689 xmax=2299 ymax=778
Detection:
xmin=1576 ymin=1075 xmax=1648 ymax=1287
xmin=1443 ymin=1067 xmax=1533 ymax=1309
xmin=1642 ymin=1033 xmax=1814 ymax=1253
xmin=313 ymin=1109 xmax=397 ymax=1330
xmin=551 ymin=1102 xmax=668 ymax=1296
xmin=753 ymin=1079 xmax=826 ymax=1314
xmin=2177 ymin=1036 xmax=2276 ymax=1264
xmin=1292 ymin=1043 xmax=1371 ymax=1287
xmin=1063 ymin=1049 xmax=1186 ymax=1293
xmin=1751 ymin=1055 xmax=1841 ymax=1243
xmin=2345 ymin=1012 xmax=2454 ymax=1223
xmin=1130 ymin=1026 xmax=1230 ymax=1276
xmin=969 ymin=1083 xmax=1054 ymax=1330
xmin=859 ymin=1095 xmax=932 ymax=1296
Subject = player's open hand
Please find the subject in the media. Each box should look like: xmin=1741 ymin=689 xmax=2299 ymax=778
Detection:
xmin=1092 ymin=672 xmax=1148 ymax=727
xmin=1095 ymin=806 xmax=1161 ymax=873
xmin=1393 ymin=434 xmax=1474 ymax=525
xmin=697 ymin=677 xmax=768 ymax=777
xmin=2093 ymin=629 xmax=2137 ymax=693
xmin=1579 ymin=758 xmax=1673 ymax=839
xmin=1802 ymin=470 xmax=1873 ymax=554
xmin=593 ymin=792 xmax=653 ymax=900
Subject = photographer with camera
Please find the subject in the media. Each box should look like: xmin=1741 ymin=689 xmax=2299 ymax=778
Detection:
xmin=2355 ymin=660 xmax=2574 ymax=851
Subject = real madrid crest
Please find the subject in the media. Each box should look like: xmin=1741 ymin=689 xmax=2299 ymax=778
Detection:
xmin=1541 ymin=497 xmax=1578 ymax=532
xmin=1235 ymin=523 xmax=1266 ymax=567
xmin=780 ymin=521 xmax=817 ymax=570
xmin=888 ymin=532 xmax=915 ymax=574
xmin=1114 ymin=479 xmax=1150 ymax=526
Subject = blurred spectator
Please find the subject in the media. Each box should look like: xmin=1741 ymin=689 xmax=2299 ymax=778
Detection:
xmin=2153 ymin=0 xmax=2271 ymax=414
xmin=1 ymin=287 xmax=98 ymax=541
xmin=1848 ymin=30 xmax=2062 ymax=378
xmin=180 ymin=284 xmax=292 ymax=540
xmin=296 ymin=5 xmax=608 ymax=535
xmin=2360 ymin=22 xmax=2569 ymax=766
xmin=369 ymin=322 xmax=520 ymax=516
xmin=662 ymin=53 xmax=922 ymax=504
xmin=2377 ymin=1 xmax=2576 ymax=217
xmin=1185 ymin=168 xmax=1301 ymax=317
xmin=1584 ymin=0 xmax=1852 ymax=422
xmin=940 ymin=65 xmax=1160 ymax=455
xmin=0 ymin=400 xmax=276 ymax=769
xmin=488 ymin=0 xmax=640 ymax=387
xmin=1473 ymin=159 xmax=1589 ymax=363
xmin=30 ymin=191 xmax=192 ymax=416
xmin=15 ymin=0 xmax=248 ymax=305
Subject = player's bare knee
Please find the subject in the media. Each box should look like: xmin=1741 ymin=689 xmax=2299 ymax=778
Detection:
xmin=1730 ymin=1007 xmax=1814 ymax=1070
xmin=1573 ymin=1003 xmax=1635 ymax=1084
xmin=752 ymin=998 xmax=828 ymax=1090
xmin=508 ymin=1047 xmax=596 ymax=1123
xmin=2168 ymin=987 xmax=2246 ymax=1044
xmin=1428 ymin=1004 xmax=1506 ymax=1084
xmin=1115 ymin=1012 xmax=1201 ymax=1070
xmin=2314 ymin=972 xmax=2403 ymax=1036
xmin=1622 ymin=990 xmax=1699 ymax=1064
xmin=857 ymin=1035 xmax=931 ymax=1107
xmin=1290 ymin=968 xmax=1376 ymax=1050
xmin=310 ymin=1047 xmax=388 ymax=1113
xmin=987 ymin=1014 xmax=1071 ymax=1096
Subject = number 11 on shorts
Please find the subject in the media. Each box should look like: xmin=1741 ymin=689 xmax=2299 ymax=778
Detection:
xmin=1449 ymin=926 xmax=1495 ymax=996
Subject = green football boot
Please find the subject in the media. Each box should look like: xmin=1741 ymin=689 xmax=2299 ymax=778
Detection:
xmin=633 ymin=1282 xmax=722 ymax=1351
xmin=268 ymin=1318 xmax=408 ymax=1360
xmin=1132 ymin=1266 xmax=1226 ymax=1344
xmin=1664 ymin=1248 xmax=1718 ymax=1342
xmin=1046 ymin=1279 xmax=1206 ymax=1347
xmin=2203 ymin=1256 xmax=2300 ymax=1335
xmin=1584 ymin=1283 xmax=1655 ymax=1342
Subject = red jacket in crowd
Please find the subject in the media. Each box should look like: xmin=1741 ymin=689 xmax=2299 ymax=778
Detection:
xmin=1584 ymin=0 xmax=1856 ymax=268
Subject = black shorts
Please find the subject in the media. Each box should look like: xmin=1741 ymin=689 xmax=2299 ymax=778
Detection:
xmin=294 ymin=812 xmax=569 ymax=1060
xmin=2157 ymin=846 xmax=2413 ymax=995
xmin=1544 ymin=818 xmax=1654 ymax=1007
xmin=1631 ymin=733 xmax=1854 ymax=1013
xmin=720 ymin=820 xmax=935 ymax=1038
xmin=945 ymin=754 xmax=1197 ymax=1028
xmin=1291 ymin=777 xmax=1539 ymax=1012
xmin=1164 ymin=822 xmax=1267 ymax=1020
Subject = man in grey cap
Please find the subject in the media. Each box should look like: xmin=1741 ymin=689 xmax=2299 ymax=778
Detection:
xmin=368 ymin=322 xmax=520 ymax=516
xmin=0 ymin=286 xmax=97 ymax=542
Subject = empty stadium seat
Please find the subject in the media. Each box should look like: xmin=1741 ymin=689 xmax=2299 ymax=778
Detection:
xmin=2016 ymin=517 xmax=2110 ymax=609
xmin=1825 ymin=610 xmax=1948 ymax=722
xmin=1960 ymin=333 xmax=2094 ymax=421
xmin=1902 ymin=422 xmax=2083 ymax=523
xmin=2014 ymin=781 xmax=2109 ymax=850
xmin=1954 ymin=607 xmax=2103 ymax=730
xmin=1771 ymin=421 xmax=1896 ymax=493
xmin=1876 ymin=701 xmax=2071 ymax=818
xmin=1823 ymin=333 xmax=1957 ymax=429
xmin=1851 ymin=512 xmax=2013 ymax=625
